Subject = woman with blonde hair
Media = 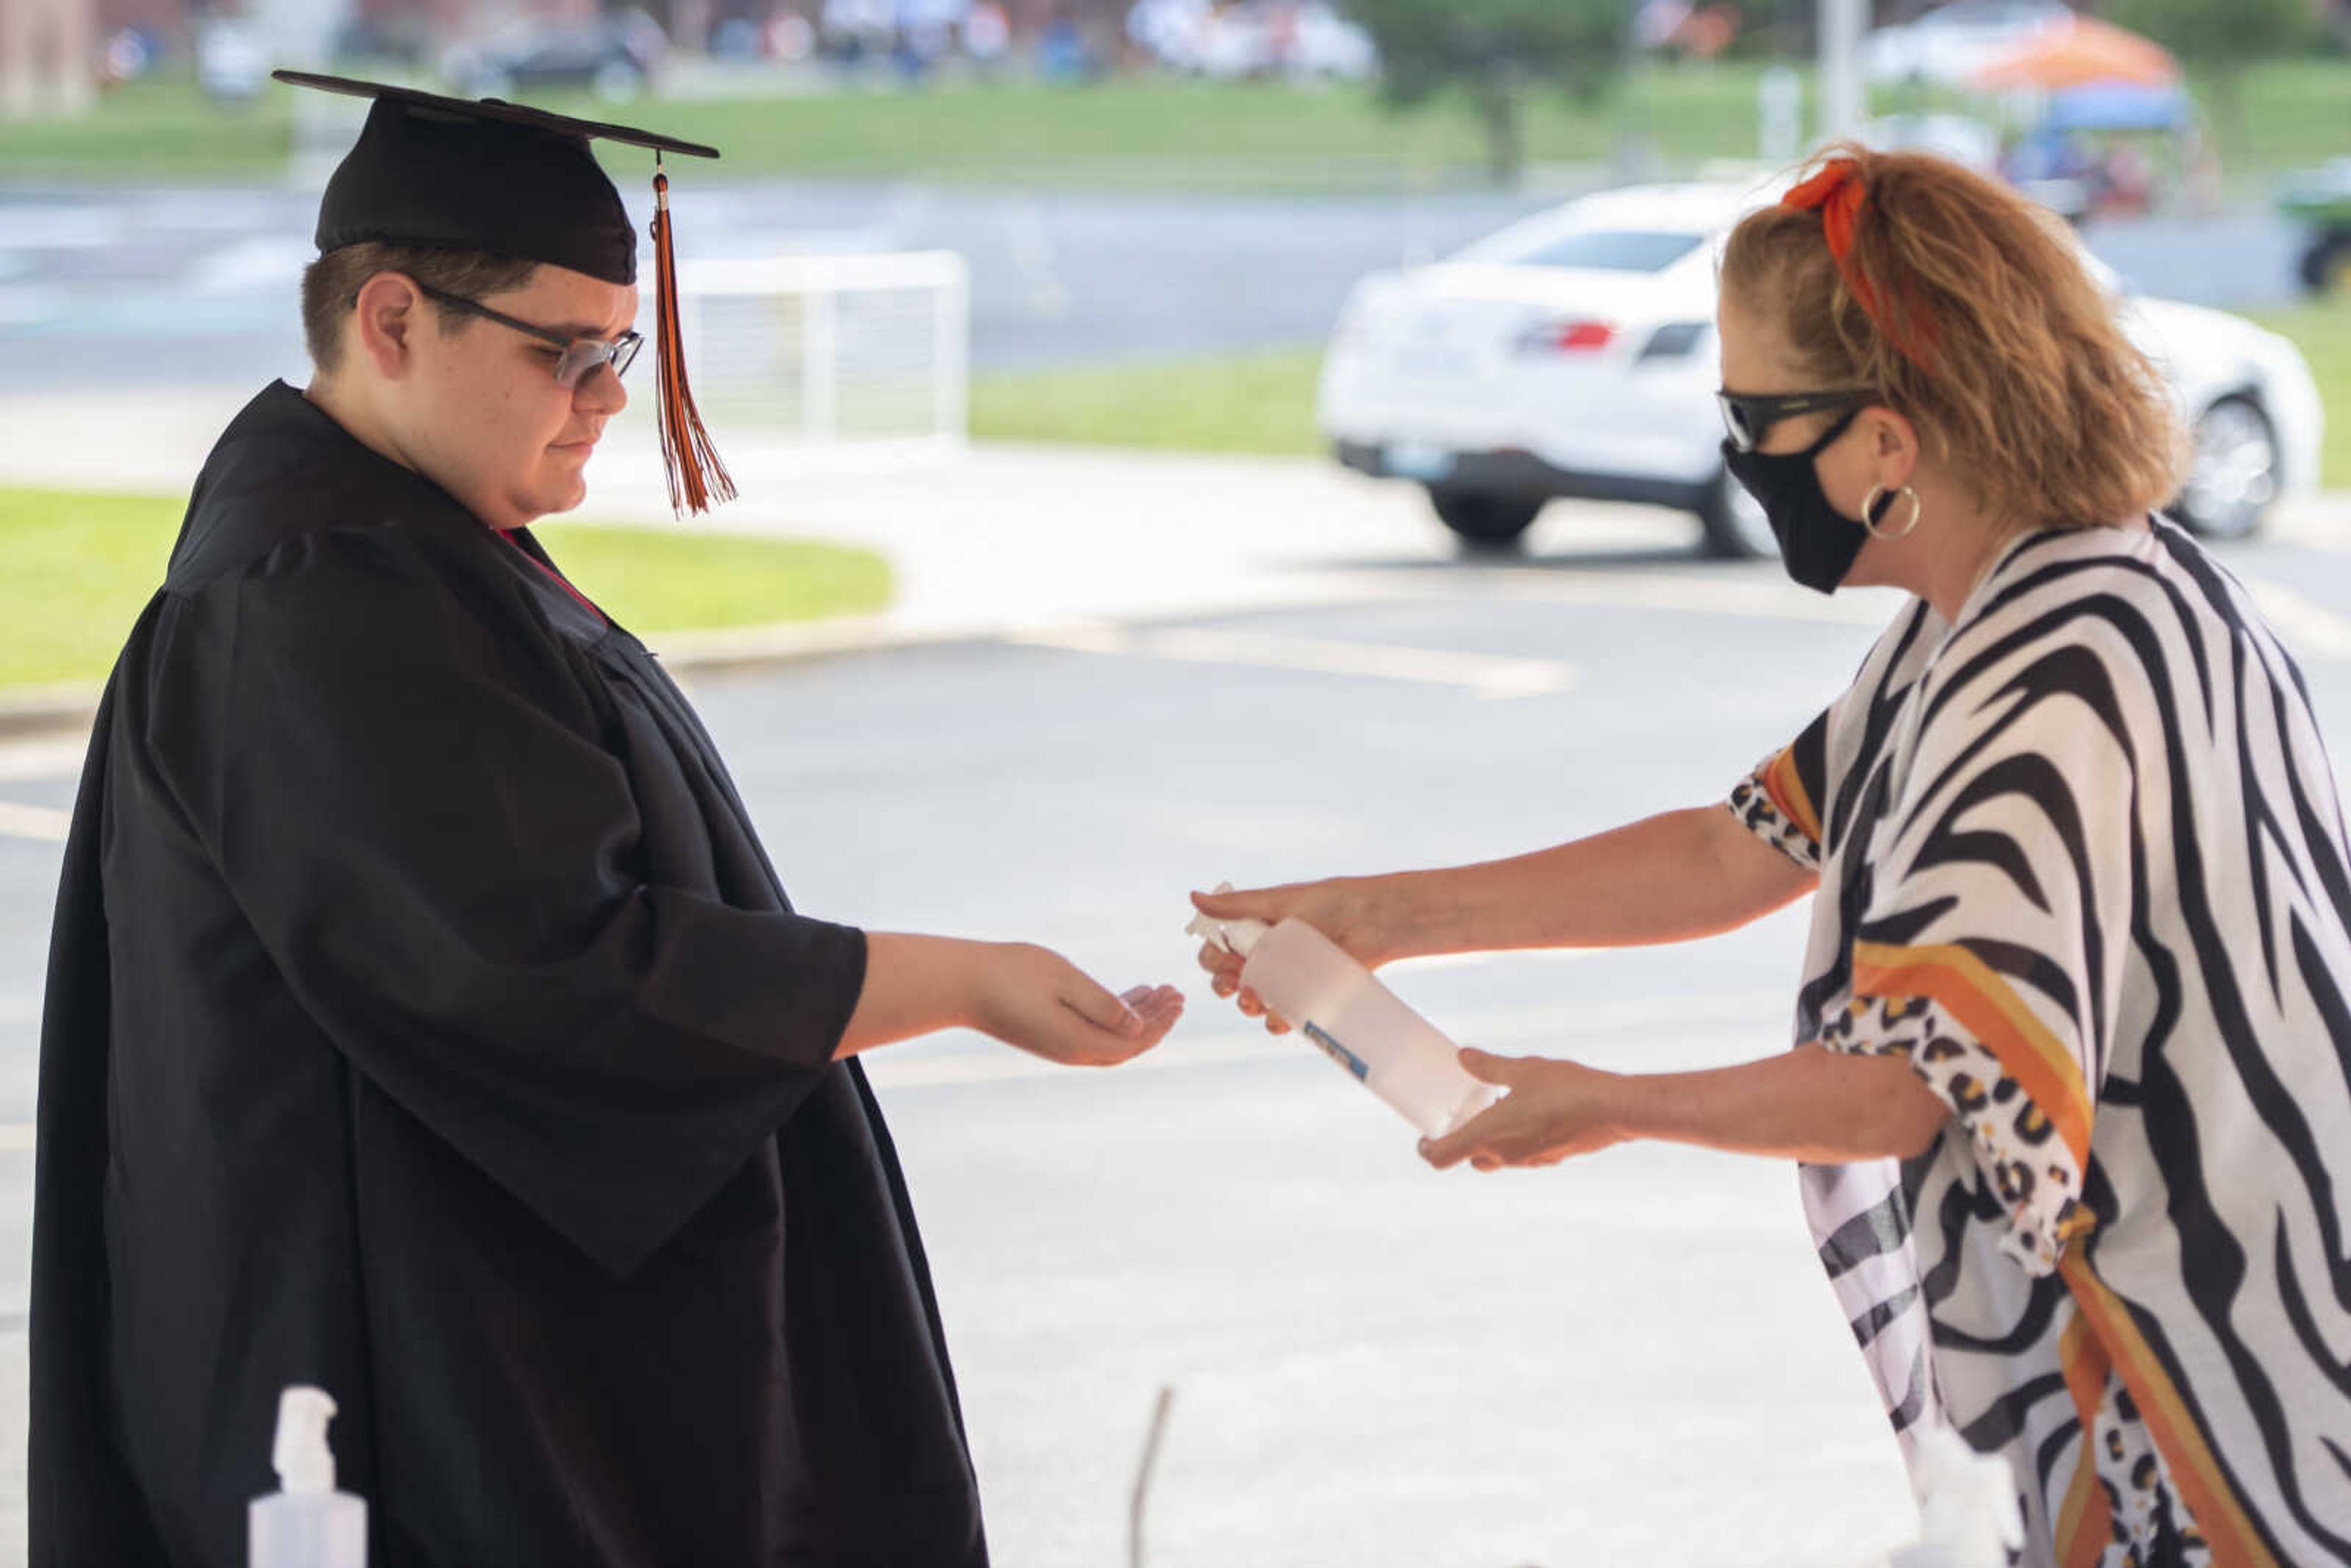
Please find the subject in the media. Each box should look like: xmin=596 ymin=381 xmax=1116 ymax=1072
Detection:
xmin=1195 ymin=146 xmax=2351 ymax=1567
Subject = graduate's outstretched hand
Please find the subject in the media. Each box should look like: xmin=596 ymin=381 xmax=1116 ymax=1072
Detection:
xmin=1189 ymin=879 xmax=1400 ymax=1037
xmin=1416 ymin=1049 xmax=1628 ymax=1172
xmin=975 ymin=945 xmax=1184 ymax=1068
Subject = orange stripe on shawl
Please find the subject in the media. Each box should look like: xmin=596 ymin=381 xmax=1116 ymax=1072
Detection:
xmin=1760 ymin=744 xmax=1822 ymax=845
xmin=2060 ymin=1253 xmax=2279 ymax=1568
xmin=2053 ymin=1312 xmax=2115 ymax=1568
xmin=1849 ymin=940 xmax=2094 ymax=1171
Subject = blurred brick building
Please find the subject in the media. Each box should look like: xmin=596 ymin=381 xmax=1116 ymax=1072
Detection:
xmin=2 ymin=0 xmax=97 ymax=116
xmin=78 ymin=0 xmax=608 ymax=67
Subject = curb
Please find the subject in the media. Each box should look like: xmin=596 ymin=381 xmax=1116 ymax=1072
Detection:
xmin=10 ymin=491 xmax=2341 ymax=746
xmin=0 ymin=685 xmax=103 ymax=745
xmin=0 ymin=613 xmax=997 ymax=749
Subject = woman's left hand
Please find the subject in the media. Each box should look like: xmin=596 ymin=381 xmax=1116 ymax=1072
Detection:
xmin=1419 ymin=1048 xmax=1630 ymax=1172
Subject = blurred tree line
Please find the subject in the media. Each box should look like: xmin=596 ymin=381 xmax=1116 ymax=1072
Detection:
xmin=1318 ymin=0 xmax=2341 ymax=187
xmin=1347 ymin=0 xmax=1622 ymax=182
xmin=2107 ymin=0 xmax=2320 ymax=143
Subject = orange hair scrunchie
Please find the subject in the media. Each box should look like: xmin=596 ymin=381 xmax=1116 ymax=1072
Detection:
xmin=1780 ymin=157 xmax=1933 ymax=370
xmin=1782 ymin=158 xmax=1867 ymax=264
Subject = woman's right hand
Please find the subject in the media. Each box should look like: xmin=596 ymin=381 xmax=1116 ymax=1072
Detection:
xmin=1188 ymin=879 xmax=1403 ymax=1035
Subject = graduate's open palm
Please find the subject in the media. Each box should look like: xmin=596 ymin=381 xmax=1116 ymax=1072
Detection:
xmin=977 ymin=944 xmax=1184 ymax=1067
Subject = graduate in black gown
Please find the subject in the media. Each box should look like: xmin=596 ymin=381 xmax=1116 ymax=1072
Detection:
xmin=31 ymin=77 xmax=1183 ymax=1568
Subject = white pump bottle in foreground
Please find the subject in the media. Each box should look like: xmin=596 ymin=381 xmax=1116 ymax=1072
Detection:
xmin=1189 ymin=885 xmax=1502 ymax=1138
xmin=250 ymin=1385 xmax=367 ymax=1568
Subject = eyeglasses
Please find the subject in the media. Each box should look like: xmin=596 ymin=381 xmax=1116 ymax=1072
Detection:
xmin=1715 ymin=388 xmax=1875 ymax=453
xmin=414 ymin=282 xmax=643 ymax=389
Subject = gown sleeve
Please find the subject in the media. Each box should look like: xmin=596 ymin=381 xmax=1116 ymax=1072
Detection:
xmin=144 ymin=524 xmax=868 ymax=1278
xmin=1819 ymin=632 xmax=2140 ymax=1275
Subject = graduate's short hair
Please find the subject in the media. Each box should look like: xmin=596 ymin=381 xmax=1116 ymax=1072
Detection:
xmin=301 ymin=242 xmax=542 ymax=374
xmin=1721 ymin=144 xmax=2184 ymax=533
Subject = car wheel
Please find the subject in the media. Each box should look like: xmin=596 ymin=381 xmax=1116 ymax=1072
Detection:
xmin=1698 ymin=465 xmax=1778 ymax=560
xmin=2174 ymin=396 xmax=2277 ymax=542
xmin=1427 ymin=488 xmax=1542 ymax=553
xmin=2298 ymin=231 xmax=2351 ymax=297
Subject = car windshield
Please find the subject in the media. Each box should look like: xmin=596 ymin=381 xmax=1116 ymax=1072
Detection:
xmin=1460 ymin=227 xmax=1707 ymax=274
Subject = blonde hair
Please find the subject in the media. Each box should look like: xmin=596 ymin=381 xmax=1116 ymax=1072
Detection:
xmin=1720 ymin=144 xmax=2183 ymax=531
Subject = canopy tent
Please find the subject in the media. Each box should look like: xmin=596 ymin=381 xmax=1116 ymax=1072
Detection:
xmin=1968 ymin=13 xmax=2180 ymax=92
xmin=2041 ymin=80 xmax=2191 ymax=133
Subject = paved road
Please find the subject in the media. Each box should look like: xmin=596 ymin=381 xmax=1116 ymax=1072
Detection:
xmin=0 ymin=178 xmax=2308 ymax=394
xmin=0 ymin=180 xmax=1547 ymax=390
xmin=6 ymin=502 xmax=2351 ymax=1564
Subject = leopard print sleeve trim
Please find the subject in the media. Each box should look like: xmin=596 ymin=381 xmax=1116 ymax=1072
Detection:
xmin=1818 ymin=991 xmax=2091 ymax=1275
xmin=1729 ymin=752 xmax=1821 ymax=872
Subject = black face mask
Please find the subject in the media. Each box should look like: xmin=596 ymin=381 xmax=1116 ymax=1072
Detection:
xmin=1721 ymin=407 xmax=1865 ymax=595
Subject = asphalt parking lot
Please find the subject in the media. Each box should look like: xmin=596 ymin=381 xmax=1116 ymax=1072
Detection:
xmin=6 ymin=497 xmax=2351 ymax=1564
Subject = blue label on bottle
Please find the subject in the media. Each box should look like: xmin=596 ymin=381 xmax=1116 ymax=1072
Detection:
xmin=1302 ymin=1021 xmax=1371 ymax=1082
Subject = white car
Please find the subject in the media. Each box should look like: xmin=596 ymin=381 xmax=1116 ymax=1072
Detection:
xmin=1860 ymin=0 xmax=2072 ymax=87
xmin=1316 ymin=182 xmax=2325 ymax=557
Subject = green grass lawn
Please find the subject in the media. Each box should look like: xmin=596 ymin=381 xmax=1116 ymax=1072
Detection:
xmin=975 ymin=304 xmax=2351 ymax=492
xmin=7 ymin=60 xmax=2344 ymax=189
xmin=2251 ymin=299 xmax=2351 ymax=489
xmin=971 ymin=344 xmax=1325 ymax=454
xmin=587 ymin=65 xmax=1773 ymax=186
xmin=0 ymin=78 xmax=292 ymax=179
xmin=0 ymin=488 xmax=891 ymax=692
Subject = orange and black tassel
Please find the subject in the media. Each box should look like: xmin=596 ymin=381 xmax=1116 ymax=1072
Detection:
xmin=651 ymin=160 xmax=735 ymax=517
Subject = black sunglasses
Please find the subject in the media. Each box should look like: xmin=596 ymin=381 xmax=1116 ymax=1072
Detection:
xmin=1716 ymin=388 xmax=1876 ymax=453
xmin=414 ymin=282 xmax=642 ymax=389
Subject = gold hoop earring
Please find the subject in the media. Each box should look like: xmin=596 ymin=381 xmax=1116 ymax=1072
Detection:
xmin=1862 ymin=484 xmax=1924 ymax=541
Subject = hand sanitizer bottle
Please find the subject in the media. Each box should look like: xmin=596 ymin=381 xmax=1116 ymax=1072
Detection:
xmin=1189 ymin=887 xmax=1502 ymax=1138
xmin=250 ymin=1385 xmax=367 ymax=1568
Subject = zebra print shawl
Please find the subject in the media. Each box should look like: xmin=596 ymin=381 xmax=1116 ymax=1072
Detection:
xmin=1730 ymin=519 xmax=2351 ymax=1568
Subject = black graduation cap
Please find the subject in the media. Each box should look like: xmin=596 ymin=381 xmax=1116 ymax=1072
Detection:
xmin=276 ymin=70 xmax=733 ymax=515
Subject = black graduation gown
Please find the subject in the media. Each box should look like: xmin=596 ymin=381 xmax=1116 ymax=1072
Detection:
xmin=30 ymin=381 xmax=988 ymax=1568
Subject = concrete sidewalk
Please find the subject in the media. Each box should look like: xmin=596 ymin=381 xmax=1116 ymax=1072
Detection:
xmin=0 ymin=385 xmax=1682 ymax=648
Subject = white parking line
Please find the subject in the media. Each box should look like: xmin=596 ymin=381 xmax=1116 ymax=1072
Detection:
xmin=1440 ymin=568 xmax=1907 ymax=626
xmin=2268 ymin=503 xmax=2351 ymax=555
xmin=1008 ymin=623 xmax=1573 ymax=700
xmin=2235 ymin=572 xmax=2351 ymax=660
xmin=0 ymin=737 xmax=86 ymax=782
xmin=0 ymin=802 xmax=70 ymax=844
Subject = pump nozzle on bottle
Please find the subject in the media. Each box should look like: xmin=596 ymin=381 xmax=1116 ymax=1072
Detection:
xmin=1186 ymin=882 xmax=1269 ymax=958
xmin=252 ymin=1383 xmax=367 ymax=1568
xmin=272 ymin=1387 xmax=339 ymax=1496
